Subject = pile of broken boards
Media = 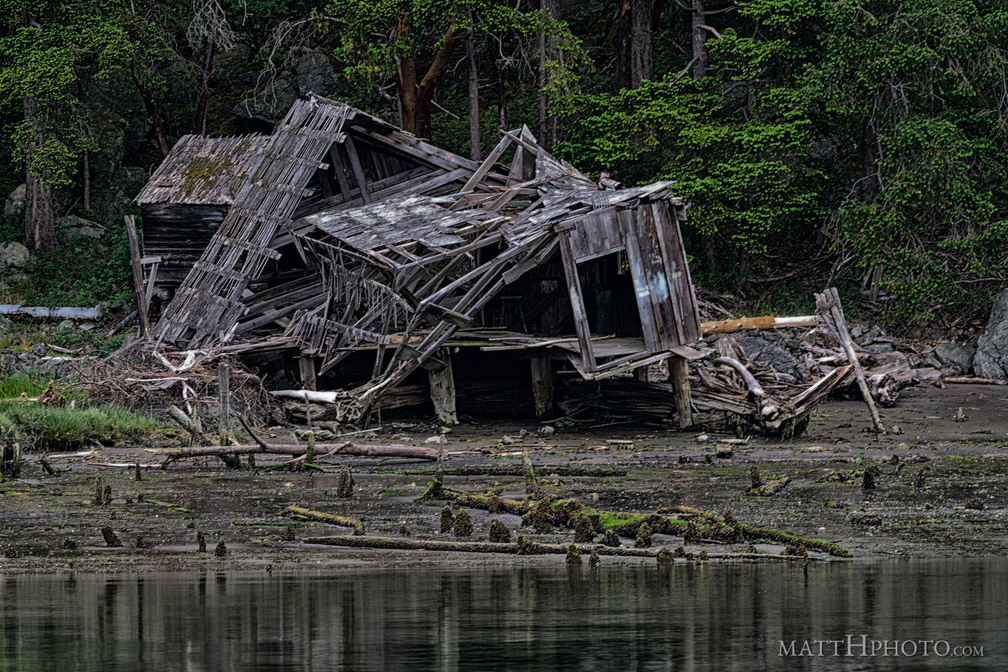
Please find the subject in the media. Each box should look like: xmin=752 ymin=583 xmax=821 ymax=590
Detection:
xmin=558 ymin=321 xmax=917 ymax=438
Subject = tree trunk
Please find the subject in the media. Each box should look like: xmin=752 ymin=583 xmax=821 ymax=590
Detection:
xmin=395 ymin=21 xmax=458 ymax=139
xmin=860 ymin=118 xmax=880 ymax=203
xmin=130 ymin=60 xmax=171 ymax=157
xmin=466 ymin=10 xmax=481 ymax=161
xmin=537 ymin=0 xmax=560 ymax=149
xmin=494 ymin=59 xmax=509 ymax=132
xmin=194 ymin=28 xmax=217 ymax=136
xmin=22 ymin=97 xmax=54 ymax=251
xmin=691 ymin=0 xmax=709 ymax=79
xmin=617 ymin=0 xmax=654 ymax=89
xmin=82 ymin=149 xmax=90 ymax=213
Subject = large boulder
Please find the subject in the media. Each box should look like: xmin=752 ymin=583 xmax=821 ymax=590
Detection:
xmin=739 ymin=334 xmax=804 ymax=383
xmin=4 ymin=183 xmax=25 ymax=220
xmin=293 ymin=52 xmax=340 ymax=97
xmin=974 ymin=289 xmax=1008 ymax=381
xmin=933 ymin=341 xmax=975 ymax=375
xmin=0 ymin=241 xmax=29 ymax=271
xmin=56 ymin=215 xmax=105 ymax=242
xmin=234 ymin=74 xmax=299 ymax=124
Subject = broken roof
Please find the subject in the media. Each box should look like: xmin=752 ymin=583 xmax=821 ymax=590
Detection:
xmin=136 ymin=135 xmax=270 ymax=206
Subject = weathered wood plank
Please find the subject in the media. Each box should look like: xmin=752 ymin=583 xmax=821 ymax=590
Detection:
xmin=530 ymin=356 xmax=554 ymax=419
xmin=616 ymin=209 xmax=660 ymax=352
xmin=558 ymin=232 xmax=597 ymax=373
xmin=342 ymin=135 xmax=372 ymax=204
xmin=428 ymin=349 xmax=458 ymax=425
xmin=124 ymin=215 xmax=152 ymax=337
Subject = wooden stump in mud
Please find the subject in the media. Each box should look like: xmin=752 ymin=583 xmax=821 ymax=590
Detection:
xmin=101 ymin=526 xmax=122 ymax=547
xmin=488 ymin=519 xmax=510 ymax=543
xmin=452 ymin=509 xmax=473 ymax=538
xmin=335 ymin=466 xmax=354 ymax=498
xmin=635 ymin=523 xmax=652 ymax=548
xmin=440 ymin=506 xmax=454 ymax=534
xmin=574 ymin=516 xmax=595 ymax=543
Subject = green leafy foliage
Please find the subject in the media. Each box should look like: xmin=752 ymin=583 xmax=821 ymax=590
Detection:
xmin=7 ymin=219 xmax=132 ymax=308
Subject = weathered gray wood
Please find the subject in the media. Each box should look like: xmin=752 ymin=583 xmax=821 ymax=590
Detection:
xmin=427 ymin=349 xmax=458 ymax=425
xmin=124 ymin=215 xmax=151 ymax=338
xmin=617 ymin=209 xmax=659 ymax=352
xmin=328 ymin=145 xmax=353 ymax=202
xmin=669 ymin=356 xmax=692 ymax=429
xmin=531 ymin=357 xmax=554 ymax=419
xmin=818 ymin=288 xmax=886 ymax=433
xmin=342 ymin=135 xmax=372 ymax=204
xmin=299 ymin=357 xmax=318 ymax=392
xmin=143 ymin=260 xmax=160 ymax=310
xmin=218 ymin=360 xmax=231 ymax=436
xmin=558 ymin=232 xmax=597 ymax=372
xmin=462 ymin=134 xmax=512 ymax=192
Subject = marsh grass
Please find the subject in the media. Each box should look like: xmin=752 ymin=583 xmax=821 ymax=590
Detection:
xmin=0 ymin=375 xmax=159 ymax=451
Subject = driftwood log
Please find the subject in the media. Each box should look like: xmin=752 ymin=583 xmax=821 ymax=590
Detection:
xmin=282 ymin=505 xmax=364 ymax=534
xmin=301 ymin=535 xmax=818 ymax=561
xmin=147 ymin=442 xmax=437 ymax=461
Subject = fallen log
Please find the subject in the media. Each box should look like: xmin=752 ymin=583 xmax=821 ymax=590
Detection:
xmin=437 ymin=493 xmax=852 ymax=557
xmin=281 ymin=505 xmax=364 ymax=534
xmin=301 ymin=534 xmax=819 ymax=561
xmin=146 ymin=442 xmax=438 ymax=460
xmin=701 ymin=315 xmax=818 ymax=335
xmin=943 ymin=376 xmax=1007 ymax=386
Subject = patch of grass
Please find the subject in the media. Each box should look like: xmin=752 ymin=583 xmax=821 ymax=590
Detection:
xmin=0 ymin=398 xmax=159 ymax=452
xmin=0 ymin=374 xmax=48 ymax=398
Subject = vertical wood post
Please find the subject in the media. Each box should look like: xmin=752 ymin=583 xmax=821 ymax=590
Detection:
xmin=124 ymin=215 xmax=151 ymax=338
xmin=428 ymin=351 xmax=459 ymax=426
xmin=218 ymin=360 xmax=230 ymax=439
xmin=298 ymin=357 xmax=317 ymax=391
xmin=817 ymin=288 xmax=886 ymax=433
xmin=531 ymin=357 xmax=554 ymax=419
xmin=670 ymin=356 xmax=692 ymax=429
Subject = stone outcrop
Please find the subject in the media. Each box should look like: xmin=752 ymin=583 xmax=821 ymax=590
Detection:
xmin=973 ymin=289 xmax=1008 ymax=381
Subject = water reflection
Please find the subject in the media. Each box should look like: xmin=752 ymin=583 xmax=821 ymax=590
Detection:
xmin=0 ymin=559 xmax=1004 ymax=671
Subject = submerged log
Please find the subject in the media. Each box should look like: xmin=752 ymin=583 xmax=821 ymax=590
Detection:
xmin=301 ymin=534 xmax=817 ymax=561
xmin=147 ymin=442 xmax=437 ymax=460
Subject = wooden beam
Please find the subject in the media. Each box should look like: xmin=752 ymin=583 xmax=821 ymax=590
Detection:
xmin=817 ymin=288 xmax=885 ymax=433
xmin=143 ymin=260 xmax=160 ymax=309
xmin=461 ymin=134 xmax=513 ymax=192
xmin=342 ymin=135 xmax=372 ymax=204
xmin=218 ymin=360 xmax=231 ymax=437
xmin=669 ymin=356 xmax=692 ymax=429
xmin=531 ymin=357 xmax=554 ymax=419
xmin=124 ymin=215 xmax=151 ymax=338
xmin=328 ymin=145 xmax=353 ymax=203
xmin=428 ymin=349 xmax=458 ymax=425
xmin=558 ymin=232 xmax=597 ymax=373
xmin=702 ymin=315 xmax=819 ymax=335
xmin=298 ymin=357 xmax=318 ymax=392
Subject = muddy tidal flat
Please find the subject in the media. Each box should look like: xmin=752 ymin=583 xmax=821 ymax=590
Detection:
xmin=2 ymin=384 xmax=1007 ymax=573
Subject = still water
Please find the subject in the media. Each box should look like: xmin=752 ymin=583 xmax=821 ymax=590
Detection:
xmin=1 ymin=558 xmax=1004 ymax=671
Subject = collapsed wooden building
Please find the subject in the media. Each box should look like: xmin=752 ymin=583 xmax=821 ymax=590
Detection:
xmin=132 ymin=94 xmax=857 ymax=433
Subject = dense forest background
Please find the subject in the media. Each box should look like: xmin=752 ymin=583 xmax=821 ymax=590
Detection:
xmin=2 ymin=0 xmax=1007 ymax=331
